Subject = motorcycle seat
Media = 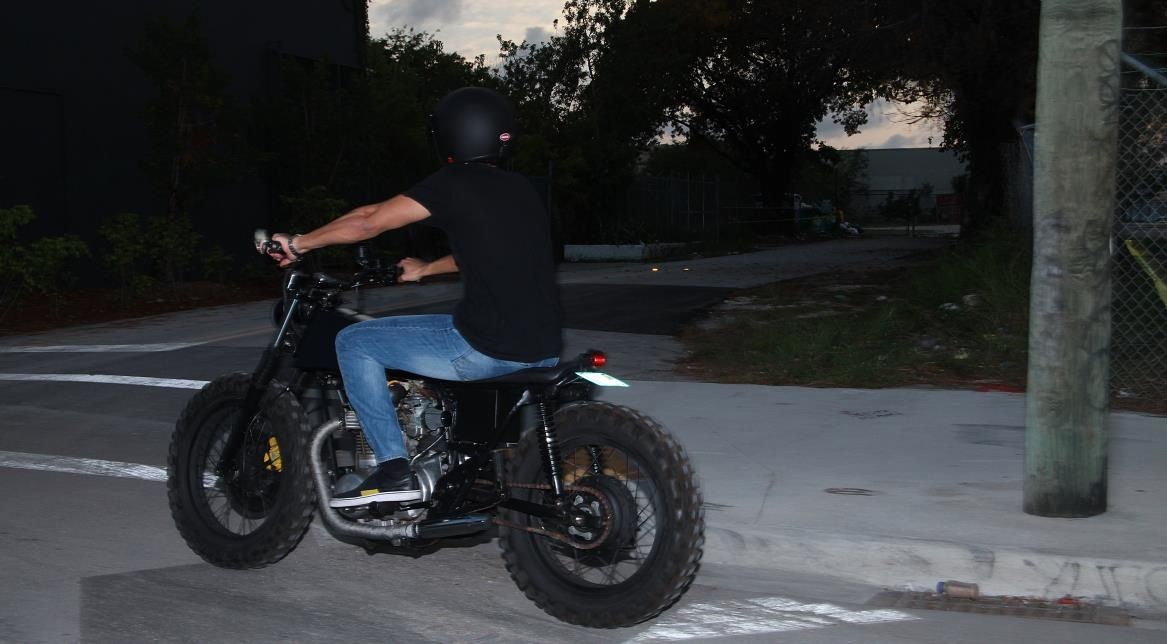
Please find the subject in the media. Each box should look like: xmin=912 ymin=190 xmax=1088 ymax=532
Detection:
xmin=473 ymin=350 xmax=603 ymax=385
xmin=472 ymin=363 xmax=575 ymax=385
xmin=386 ymin=352 xmax=601 ymax=387
xmin=384 ymin=366 xmax=569 ymax=386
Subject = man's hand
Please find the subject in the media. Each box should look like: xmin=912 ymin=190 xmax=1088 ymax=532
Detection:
xmin=396 ymin=255 xmax=458 ymax=282
xmin=263 ymin=232 xmax=301 ymax=268
xmin=396 ymin=257 xmax=430 ymax=282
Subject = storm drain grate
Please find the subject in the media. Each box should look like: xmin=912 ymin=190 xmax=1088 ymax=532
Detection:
xmin=868 ymin=590 xmax=1131 ymax=626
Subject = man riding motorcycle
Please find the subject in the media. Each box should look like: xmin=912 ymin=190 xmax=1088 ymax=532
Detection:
xmin=261 ymin=86 xmax=562 ymax=507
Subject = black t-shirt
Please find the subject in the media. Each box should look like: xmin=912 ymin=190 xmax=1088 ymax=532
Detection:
xmin=404 ymin=163 xmax=563 ymax=362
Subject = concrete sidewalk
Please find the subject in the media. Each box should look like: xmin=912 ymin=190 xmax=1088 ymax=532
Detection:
xmin=598 ymin=382 xmax=1167 ymax=617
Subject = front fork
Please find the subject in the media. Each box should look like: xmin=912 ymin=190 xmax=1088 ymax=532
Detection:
xmin=216 ymin=348 xmax=283 ymax=478
xmin=217 ymin=290 xmax=303 ymax=476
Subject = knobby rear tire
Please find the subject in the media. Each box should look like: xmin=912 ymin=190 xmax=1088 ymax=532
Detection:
xmin=498 ymin=401 xmax=705 ymax=628
xmin=167 ymin=373 xmax=316 ymax=569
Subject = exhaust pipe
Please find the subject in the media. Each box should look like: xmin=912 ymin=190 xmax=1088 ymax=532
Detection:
xmin=414 ymin=514 xmax=491 ymax=539
xmin=308 ymin=419 xmax=489 ymax=542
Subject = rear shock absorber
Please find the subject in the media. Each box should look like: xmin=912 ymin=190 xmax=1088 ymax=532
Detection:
xmin=536 ymin=398 xmax=565 ymax=498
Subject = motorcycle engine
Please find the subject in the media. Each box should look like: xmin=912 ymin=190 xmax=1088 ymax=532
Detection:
xmin=394 ymin=380 xmax=450 ymax=446
xmin=395 ymin=380 xmax=452 ymax=501
xmin=337 ymin=380 xmax=453 ymax=504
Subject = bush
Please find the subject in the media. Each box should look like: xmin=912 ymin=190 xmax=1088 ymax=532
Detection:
xmin=98 ymin=212 xmax=149 ymax=302
xmin=145 ymin=214 xmax=201 ymax=288
xmin=0 ymin=204 xmax=89 ymax=317
xmin=279 ymin=185 xmax=348 ymax=234
xmin=0 ymin=205 xmax=36 ymax=310
xmin=200 ymin=246 xmax=233 ymax=284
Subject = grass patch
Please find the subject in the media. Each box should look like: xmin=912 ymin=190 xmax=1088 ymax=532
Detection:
xmin=679 ymin=233 xmax=1032 ymax=389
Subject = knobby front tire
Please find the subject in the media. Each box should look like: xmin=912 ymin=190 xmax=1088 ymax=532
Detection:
xmin=168 ymin=373 xmax=316 ymax=569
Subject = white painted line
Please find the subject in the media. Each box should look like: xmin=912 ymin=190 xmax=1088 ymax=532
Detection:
xmin=0 ymin=450 xmax=166 ymax=482
xmin=629 ymin=596 xmax=917 ymax=642
xmin=0 ymin=373 xmax=209 ymax=389
xmin=0 ymin=343 xmax=203 ymax=353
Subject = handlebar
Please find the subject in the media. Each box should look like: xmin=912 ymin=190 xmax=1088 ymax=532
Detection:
xmin=254 ymin=229 xmax=286 ymax=257
xmin=256 ymin=229 xmax=402 ymax=294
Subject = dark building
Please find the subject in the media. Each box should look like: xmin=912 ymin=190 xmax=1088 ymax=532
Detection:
xmin=0 ymin=0 xmax=366 ymax=253
xmin=853 ymin=148 xmax=968 ymax=221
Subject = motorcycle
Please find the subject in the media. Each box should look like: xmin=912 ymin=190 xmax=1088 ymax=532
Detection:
xmin=166 ymin=232 xmax=704 ymax=627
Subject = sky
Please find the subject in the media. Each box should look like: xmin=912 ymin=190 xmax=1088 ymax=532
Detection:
xmin=367 ymin=0 xmax=943 ymax=150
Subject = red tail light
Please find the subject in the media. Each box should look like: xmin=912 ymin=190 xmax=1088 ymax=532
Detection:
xmin=589 ymin=352 xmax=607 ymax=369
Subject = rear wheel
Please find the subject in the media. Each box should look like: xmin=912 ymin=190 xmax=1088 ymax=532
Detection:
xmin=499 ymin=402 xmax=704 ymax=627
xmin=167 ymin=373 xmax=316 ymax=568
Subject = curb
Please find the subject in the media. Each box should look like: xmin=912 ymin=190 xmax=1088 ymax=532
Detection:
xmin=701 ymin=524 xmax=1167 ymax=617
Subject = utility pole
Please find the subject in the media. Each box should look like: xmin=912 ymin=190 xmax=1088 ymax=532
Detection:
xmin=1025 ymin=0 xmax=1122 ymax=517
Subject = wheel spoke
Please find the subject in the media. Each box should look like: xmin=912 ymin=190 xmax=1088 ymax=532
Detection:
xmin=571 ymin=546 xmax=584 ymax=578
xmin=586 ymin=445 xmax=603 ymax=475
xmin=169 ymin=375 xmax=318 ymax=570
xmin=211 ymin=496 xmax=232 ymax=527
xmin=529 ymin=439 xmax=671 ymax=588
xmin=605 ymin=543 xmax=622 ymax=569
xmin=498 ymin=404 xmax=703 ymax=626
xmin=190 ymin=413 xmax=282 ymax=537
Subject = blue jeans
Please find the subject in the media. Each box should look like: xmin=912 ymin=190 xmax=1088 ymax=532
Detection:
xmin=335 ymin=314 xmax=558 ymax=463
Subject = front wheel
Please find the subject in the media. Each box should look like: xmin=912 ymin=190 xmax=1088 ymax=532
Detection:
xmin=167 ymin=373 xmax=316 ymax=568
xmin=499 ymin=402 xmax=704 ymax=627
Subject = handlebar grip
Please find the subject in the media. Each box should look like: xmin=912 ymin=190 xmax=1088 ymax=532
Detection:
xmin=254 ymin=229 xmax=287 ymax=256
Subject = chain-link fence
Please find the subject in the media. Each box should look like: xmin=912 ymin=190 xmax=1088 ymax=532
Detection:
xmin=622 ymin=174 xmax=726 ymax=240
xmin=1112 ymin=53 xmax=1167 ymax=398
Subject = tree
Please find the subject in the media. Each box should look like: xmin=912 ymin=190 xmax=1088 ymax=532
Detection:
xmin=254 ymin=28 xmax=492 ymax=258
xmin=872 ymin=1 xmax=1041 ymax=233
xmin=495 ymin=1 xmax=662 ymax=242
xmin=595 ymin=1 xmax=885 ymax=207
xmin=128 ymin=12 xmax=245 ymax=221
xmin=641 ymin=139 xmax=744 ymax=178
xmin=364 ymin=28 xmax=494 ymax=197
xmin=494 ymin=1 xmax=885 ymax=241
xmin=127 ymin=12 xmax=245 ymax=284
xmin=794 ymin=146 xmax=869 ymax=214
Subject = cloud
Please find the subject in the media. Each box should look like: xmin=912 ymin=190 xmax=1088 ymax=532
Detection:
xmin=815 ymin=119 xmax=848 ymax=141
xmin=524 ymin=26 xmax=549 ymax=44
xmin=368 ymin=0 xmax=564 ymax=60
xmin=373 ymin=0 xmax=464 ymax=27
xmin=817 ymin=100 xmax=942 ymax=150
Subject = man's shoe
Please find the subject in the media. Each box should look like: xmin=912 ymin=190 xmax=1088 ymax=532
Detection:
xmin=330 ymin=458 xmax=422 ymax=508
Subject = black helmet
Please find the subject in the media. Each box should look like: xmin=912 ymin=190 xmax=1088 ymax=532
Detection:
xmin=430 ymin=87 xmax=516 ymax=165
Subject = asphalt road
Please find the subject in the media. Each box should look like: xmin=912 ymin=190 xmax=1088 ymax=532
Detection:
xmin=389 ymin=283 xmax=735 ymax=335
xmin=1 ymin=237 xmax=1159 ymax=642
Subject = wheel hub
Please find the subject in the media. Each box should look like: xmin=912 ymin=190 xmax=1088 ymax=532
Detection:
xmin=223 ymin=433 xmax=281 ymax=519
xmin=565 ymin=475 xmax=636 ymax=550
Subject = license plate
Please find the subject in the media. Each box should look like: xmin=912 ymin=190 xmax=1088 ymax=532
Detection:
xmin=575 ymin=371 xmax=629 ymax=387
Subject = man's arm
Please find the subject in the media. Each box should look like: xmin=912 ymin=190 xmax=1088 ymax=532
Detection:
xmin=265 ymin=195 xmax=430 ymax=266
xmin=293 ymin=195 xmax=430 ymax=253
